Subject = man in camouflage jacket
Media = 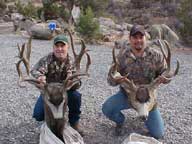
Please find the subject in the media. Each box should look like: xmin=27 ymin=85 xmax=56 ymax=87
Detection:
xmin=31 ymin=34 xmax=82 ymax=133
xmin=102 ymin=25 xmax=169 ymax=138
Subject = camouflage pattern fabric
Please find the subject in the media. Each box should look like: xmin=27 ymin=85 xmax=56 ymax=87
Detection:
xmin=31 ymin=52 xmax=73 ymax=83
xmin=108 ymin=45 xmax=167 ymax=86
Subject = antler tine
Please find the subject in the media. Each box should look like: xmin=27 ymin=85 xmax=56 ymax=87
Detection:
xmin=24 ymin=78 xmax=41 ymax=84
xmin=16 ymin=60 xmax=23 ymax=84
xmin=20 ymin=43 xmax=25 ymax=58
xmin=174 ymin=60 xmax=180 ymax=76
xmin=109 ymin=47 xmax=135 ymax=89
xmin=26 ymin=36 xmax=32 ymax=61
xmin=158 ymin=40 xmax=180 ymax=78
xmin=150 ymin=40 xmax=180 ymax=89
xmin=16 ymin=58 xmax=30 ymax=87
xmin=158 ymin=39 xmax=171 ymax=70
xmin=16 ymin=38 xmax=33 ymax=87
xmin=22 ymin=37 xmax=32 ymax=76
xmin=112 ymin=46 xmax=118 ymax=66
xmin=163 ymin=40 xmax=171 ymax=66
xmin=65 ymin=73 xmax=88 ymax=82
xmin=16 ymin=43 xmax=26 ymax=86
xmin=72 ymin=39 xmax=88 ymax=72
xmin=63 ymin=73 xmax=88 ymax=90
xmin=109 ymin=47 xmax=123 ymax=81
xmin=163 ymin=40 xmax=180 ymax=77
xmin=64 ymin=28 xmax=77 ymax=58
xmin=78 ymin=39 xmax=88 ymax=68
xmin=17 ymin=44 xmax=21 ymax=57
xmin=64 ymin=29 xmax=89 ymax=72
xmin=85 ymin=52 xmax=91 ymax=75
xmin=22 ymin=57 xmax=30 ymax=75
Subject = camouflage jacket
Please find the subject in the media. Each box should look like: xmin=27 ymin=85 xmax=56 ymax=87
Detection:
xmin=108 ymin=45 xmax=167 ymax=86
xmin=31 ymin=52 xmax=79 ymax=87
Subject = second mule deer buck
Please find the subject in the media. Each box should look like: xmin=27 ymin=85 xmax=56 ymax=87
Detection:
xmin=109 ymin=39 xmax=179 ymax=120
xmin=16 ymin=31 xmax=91 ymax=143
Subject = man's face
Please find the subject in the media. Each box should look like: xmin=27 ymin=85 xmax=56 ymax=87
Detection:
xmin=53 ymin=42 xmax=69 ymax=60
xmin=129 ymin=33 xmax=146 ymax=52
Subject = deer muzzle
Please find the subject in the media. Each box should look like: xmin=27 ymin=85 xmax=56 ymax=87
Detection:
xmin=137 ymin=103 xmax=149 ymax=121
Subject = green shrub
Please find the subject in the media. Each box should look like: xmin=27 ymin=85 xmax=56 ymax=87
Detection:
xmin=15 ymin=1 xmax=38 ymax=18
xmin=80 ymin=0 xmax=109 ymax=17
xmin=41 ymin=2 xmax=70 ymax=21
xmin=177 ymin=0 xmax=192 ymax=44
xmin=43 ymin=3 xmax=60 ymax=20
xmin=0 ymin=0 xmax=6 ymax=9
xmin=76 ymin=7 xmax=100 ymax=42
xmin=58 ymin=7 xmax=71 ymax=21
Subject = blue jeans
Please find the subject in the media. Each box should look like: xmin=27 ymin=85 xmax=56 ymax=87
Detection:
xmin=102 ymin=90 xmax=164 ymax=139
xmin=33 ymin=90 xmax=81 ymax=126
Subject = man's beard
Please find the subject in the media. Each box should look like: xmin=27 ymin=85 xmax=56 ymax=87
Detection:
xmin=135 ymin=44 xmax=143 ymax=51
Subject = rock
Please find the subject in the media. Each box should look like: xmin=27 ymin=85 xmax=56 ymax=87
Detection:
xmin=98 ymin=17 xmax=116 ymax=28
xmin=147 ymin=24 xmax=179 ymax=47
xmin=114 ymin=39 xmax=129 ymax=49
xmin=11 ymin=13 xmax=24 ymax=21
xmin=0 ymin=19 xmax=4 ymax=23
xmin=3 ymin=15 xmax=11 ymax=22
xmin=122 ymin=133 xmax=162 ymax=144
xmin=0 ymin=22 xmax=14 ymax=34
xmin=126 ymin=23 xmax=133 ymax=31
xmin=19 ymin=19 xmax=35 ymax=31
xmin=102 ymin=30 xmax=124 ymax=42
xmin=29 ymin=23 xmax=54 ymax=40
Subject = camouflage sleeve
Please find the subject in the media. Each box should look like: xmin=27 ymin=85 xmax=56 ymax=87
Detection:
xmin=30 ymin=55 xmax=49 ymax=79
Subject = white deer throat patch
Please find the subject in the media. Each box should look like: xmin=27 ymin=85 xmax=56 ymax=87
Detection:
xmin=46 ymin=100 xmax=65 ymax=119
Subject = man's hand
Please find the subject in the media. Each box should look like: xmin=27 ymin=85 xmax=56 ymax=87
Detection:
xmin=111 ymin=71 xmax=127 ymax=84
xmin=36 ymin=76 xmax=46 ymax=88
xmin=157 ymin=75 xmax=171 ymax=84
xmin=114 ymin=76 xmax=127 ymax=84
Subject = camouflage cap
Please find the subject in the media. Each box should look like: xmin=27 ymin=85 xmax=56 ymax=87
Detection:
xmin=130 ymin=25 xmax=145 ymax=36
xmin=54 ymin=34 xmax=68 ymax=45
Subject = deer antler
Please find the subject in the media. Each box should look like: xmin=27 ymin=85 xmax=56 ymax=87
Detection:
xmin=16 ymin=37 xmax=32 ymax=87
xmin=64 ymin=29 xmax=76 ymax=58
xmin=150 ymin=40 xmax=180 ymax=89
xmin=108 ymin=47 xmax=137 ymax=91
xmin=63 ymin=73 xmax=88 ymax=90
xmin=158 ymin=40 xmax=180 ymax=78
xmin=64 ymin=28 xmax=91 ymax=74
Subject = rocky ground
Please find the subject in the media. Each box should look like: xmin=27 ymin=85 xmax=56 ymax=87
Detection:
xmin=0 ymin=34 xmax=191 ymax=144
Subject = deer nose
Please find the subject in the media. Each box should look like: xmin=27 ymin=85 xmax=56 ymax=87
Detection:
xmin=139 ymin=115 xmax=148 ymax=121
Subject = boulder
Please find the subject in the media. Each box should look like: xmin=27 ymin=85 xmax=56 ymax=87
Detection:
xmin=0 ymin=22 xmax=14 ymax=34
xmin=147 ymin=24 xmax=179 ymax=47
xmin=29 ymin=23 xmax=54 ymax=40
xmin=122 ymin=133 xmax=162 ymax=144
xmin=11 ymin=13 xmax=24 ymax=21
xmin=98 ymin=17 xmax=116 ymax=28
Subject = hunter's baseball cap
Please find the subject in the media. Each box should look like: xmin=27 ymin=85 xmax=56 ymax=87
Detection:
xmin=54 ymin=34 xmax=68 ymax=45
xmin=130 ymin=25 xmax=145 ymax=36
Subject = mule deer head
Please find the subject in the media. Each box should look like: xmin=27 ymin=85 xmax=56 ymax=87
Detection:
xmin=24 ymin=73 xmax=87 ymax=141
xmin=16 ymin=31 xmax=91 ymax=141
xmin=109 ymin=40 xmax=179 ymax=120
